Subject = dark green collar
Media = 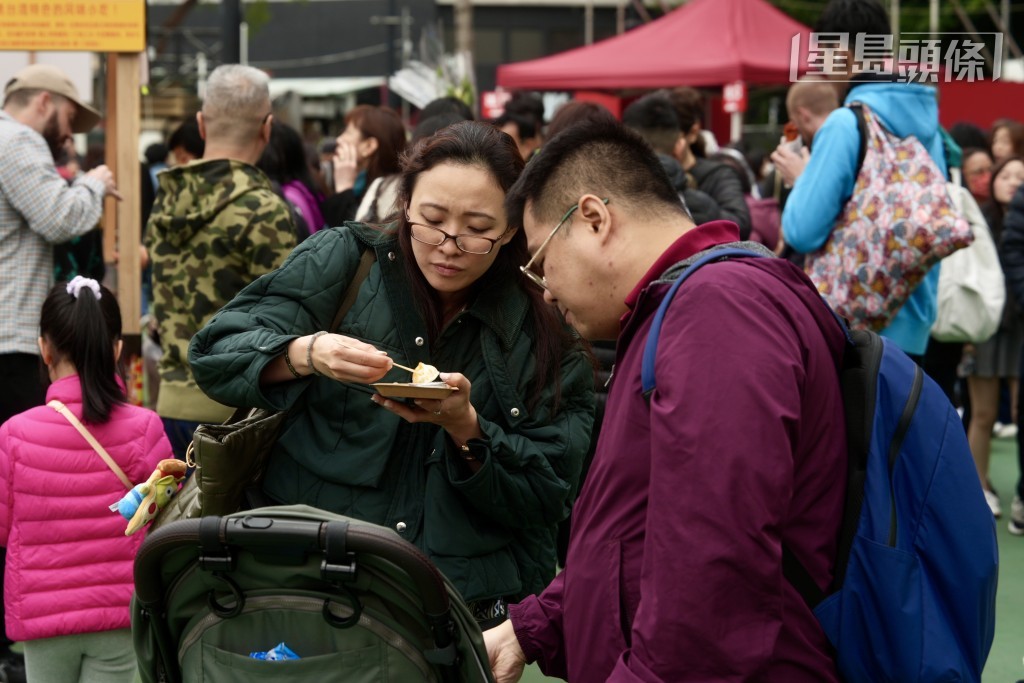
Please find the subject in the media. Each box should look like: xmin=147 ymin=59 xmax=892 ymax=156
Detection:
xmin=462 ymin=274 xmax=529 ymax=352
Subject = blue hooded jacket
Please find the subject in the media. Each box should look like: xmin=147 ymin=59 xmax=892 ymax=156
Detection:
xmin=782 ymin=81 xmax=946 ymax=356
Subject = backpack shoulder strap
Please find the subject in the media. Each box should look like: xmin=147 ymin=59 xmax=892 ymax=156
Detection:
xmin=640 ymin=248 xmax=768 ymax=398
xmin=849 ymin=103 xmax=870 ymax=181
xmin=48 ymin=400 xmax=134 ymax=491
xmin=784 ymin=327 xmax=882 ymax=608
xmin=638 ymin=245 xmax=864 ymax=607
xmin=331 ymin=248 xmax=377 ymax=332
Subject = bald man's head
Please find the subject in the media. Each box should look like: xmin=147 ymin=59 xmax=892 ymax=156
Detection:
xmin=786 ymin=79 xmax=840 ymax=146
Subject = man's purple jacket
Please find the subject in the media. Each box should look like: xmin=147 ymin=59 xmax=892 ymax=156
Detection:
xmin=509 ymin=222 xmax=847 ymax=682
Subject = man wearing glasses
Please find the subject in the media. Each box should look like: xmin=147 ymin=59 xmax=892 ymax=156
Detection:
xmin=145 ymin=64 xmax=296 ymax=460
xmin=484 ymin=122 xmax=848 ymax=681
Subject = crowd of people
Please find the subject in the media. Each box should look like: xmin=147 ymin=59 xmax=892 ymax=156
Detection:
xmin=0 ymin=0 xmax=1019 ymax=679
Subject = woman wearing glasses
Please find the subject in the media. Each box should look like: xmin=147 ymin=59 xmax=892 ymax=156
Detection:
xmin=188 ymin=121 xmax=595 ymax=625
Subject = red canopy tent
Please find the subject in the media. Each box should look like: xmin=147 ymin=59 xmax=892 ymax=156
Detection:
xmin=496 ymin=0 xmax=811 ymax=90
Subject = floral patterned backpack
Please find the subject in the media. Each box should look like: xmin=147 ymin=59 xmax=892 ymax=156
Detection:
xmin=805 ymin=104 xmax=974 ymax=331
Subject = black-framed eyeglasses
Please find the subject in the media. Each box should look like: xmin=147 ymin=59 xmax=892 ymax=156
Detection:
xmin=520 ymin=198 xmax=610 ymax=291
xmin=408 ymin=221 xmax=507 ymax=255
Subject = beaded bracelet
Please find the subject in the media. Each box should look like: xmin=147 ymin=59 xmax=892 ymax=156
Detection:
xmin=283 ymin=345 xmax=302 ymax=379
xmin=307 ymin=331 xmax=327 ymax=377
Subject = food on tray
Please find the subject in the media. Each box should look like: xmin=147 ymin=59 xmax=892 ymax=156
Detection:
xmin=411 ymin=362 xmax=440 ymax=384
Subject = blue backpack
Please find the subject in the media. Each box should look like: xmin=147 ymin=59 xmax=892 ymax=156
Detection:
xmin=641 ymin=248 xmax=998 ymax=683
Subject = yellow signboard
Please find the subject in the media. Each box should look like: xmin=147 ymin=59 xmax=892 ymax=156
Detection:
xmin=0 ymin=1 xmax=146 ymax=52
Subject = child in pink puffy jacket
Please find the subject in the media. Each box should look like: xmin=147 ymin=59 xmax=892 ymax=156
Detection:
xmin=0 ymin=277 xmax=171 ymax=682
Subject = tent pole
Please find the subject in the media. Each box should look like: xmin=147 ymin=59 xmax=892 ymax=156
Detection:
xmin=949 ymin=0 xmax=996 ymax=68
xmin=585 ymin=1 xmax=594 ymax=45
xmin=982 ymin=0 xmax=1022 ymax=60
xmin=630 ymin=0 xmax=652 ymax=24
xmin=455 ymin=0 xmax=473 ymax=55
xmin=1003 ymin=0 xmax=1011 ymax=63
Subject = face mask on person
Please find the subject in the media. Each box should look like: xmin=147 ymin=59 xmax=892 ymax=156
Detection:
xmin=969 ymin=172 xmax=991 ymax=201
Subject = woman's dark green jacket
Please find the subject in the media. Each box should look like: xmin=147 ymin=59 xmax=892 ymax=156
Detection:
xmin=189 ymin=223 xmax=596 ymax=603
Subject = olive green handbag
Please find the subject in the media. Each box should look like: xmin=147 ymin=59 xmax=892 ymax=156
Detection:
xmin=153 ymin=249 xmax=376 ymax=528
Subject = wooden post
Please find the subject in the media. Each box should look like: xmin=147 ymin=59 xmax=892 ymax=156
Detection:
xmin=103 ymin=57 xmax=118 ymax=268
xmin=115 ymin=53 xmax=141 ymax=336
xmin=103 ymin=52 xmax=143 ymax=404
xmin=102 ymin=53 xmax=142 ymax=336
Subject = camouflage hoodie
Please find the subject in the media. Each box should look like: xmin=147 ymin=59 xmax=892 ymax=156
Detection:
xmin=146 ymin=158 xmax=297 ymax=422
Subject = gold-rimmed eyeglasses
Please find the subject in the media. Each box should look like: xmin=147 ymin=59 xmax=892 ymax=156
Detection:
xmin=520 ymin=198 xmax=609 ymax=291
xmin=408 ymin=221 xmax=507 ymax=255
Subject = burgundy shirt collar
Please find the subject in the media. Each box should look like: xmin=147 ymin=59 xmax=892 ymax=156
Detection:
xmin=624 ymin=221 xmax=741 ymax=309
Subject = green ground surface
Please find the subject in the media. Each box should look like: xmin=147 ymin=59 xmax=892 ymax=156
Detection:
xmin=520 ymin=662 xmax=560 ymax=682
xmin=984 ymin=434 xmax=1024 ymax=683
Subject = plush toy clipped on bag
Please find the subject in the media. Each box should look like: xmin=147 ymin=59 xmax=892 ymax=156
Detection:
xmin=110 ymin=459 xmax=188 ymax=535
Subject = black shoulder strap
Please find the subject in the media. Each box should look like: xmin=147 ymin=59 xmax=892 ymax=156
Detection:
xmin=330 ymin=248 xmax=376 ymax=332
xmin=784 ymin=327 xmax=878 ymax=610
xmin=850 ymin=103 xmax=869 ymax=181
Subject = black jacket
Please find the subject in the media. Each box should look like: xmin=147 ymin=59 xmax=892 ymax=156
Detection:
xmin=999 ymin=185 xmax=1024 ymax=309
xmin=320 ymin=188 xmax=360 ymax=228
xmin=657 ymin=154 xmax=724 ymax=226
xmin=691 ymin=157 xmax=752 ymax=239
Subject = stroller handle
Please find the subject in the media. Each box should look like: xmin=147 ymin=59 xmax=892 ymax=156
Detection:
xmin=134 ymin=514 xmax=453 ymax=620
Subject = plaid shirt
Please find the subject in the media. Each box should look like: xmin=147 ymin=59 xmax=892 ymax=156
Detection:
xmin=0 ymin=110 xmax=105 ymax=355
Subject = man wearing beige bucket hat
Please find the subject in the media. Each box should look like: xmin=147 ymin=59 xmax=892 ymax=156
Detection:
xmin=0 ymin=63 xmax=121 ymax=420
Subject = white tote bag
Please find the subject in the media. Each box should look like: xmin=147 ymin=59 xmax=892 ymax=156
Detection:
xmin=931 ymin=183 xmax=1005 ymax=343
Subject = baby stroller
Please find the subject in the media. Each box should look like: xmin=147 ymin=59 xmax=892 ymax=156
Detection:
xmin=132 ymin=505 xmax=495 ymax=682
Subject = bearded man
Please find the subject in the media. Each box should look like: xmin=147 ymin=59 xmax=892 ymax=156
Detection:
xmin=0 ymin=64 xmax=119 ymax=423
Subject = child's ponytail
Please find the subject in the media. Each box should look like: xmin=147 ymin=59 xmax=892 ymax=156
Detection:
xmin=40 ymin=277 xmax=125 ymax=423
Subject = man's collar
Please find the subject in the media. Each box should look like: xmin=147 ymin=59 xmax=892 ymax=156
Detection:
xmin=624 ymin=221 xmax=741 ymax=309
xmin=0 ymin=108 xmax=32 ymax=130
